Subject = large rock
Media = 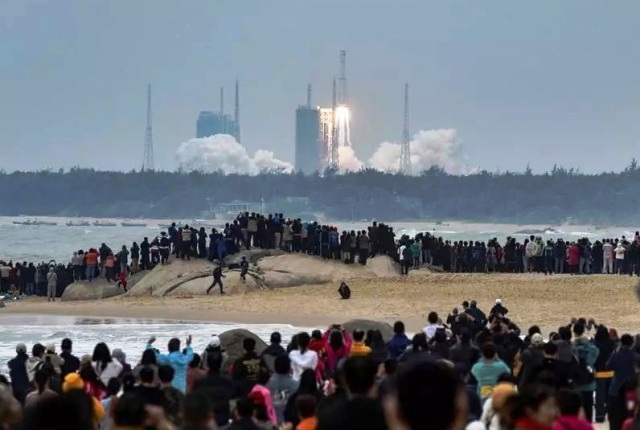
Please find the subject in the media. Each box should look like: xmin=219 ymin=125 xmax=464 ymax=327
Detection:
xmin=61 ymin=272 xmax=147 ymax=301
xmin=126 ymin=258 xmax=213 ymax=297
xmin=341 ymin=319 xmax=394 ymax=342
xmin=219 ymin=329 xmax=268 ymax=365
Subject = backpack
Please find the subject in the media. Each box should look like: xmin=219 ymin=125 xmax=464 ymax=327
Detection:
xmin=573 ymin=347 xmax=594 ymax=386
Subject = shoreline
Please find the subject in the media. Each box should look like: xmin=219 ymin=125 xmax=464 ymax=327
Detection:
xmin=0 ymin=298 xmax=362 ymax=329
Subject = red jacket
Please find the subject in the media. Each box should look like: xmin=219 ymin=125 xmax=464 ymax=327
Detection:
xmin=568 ymin=245 xmax=580 ymax=266
xmin=552 ymin=416 xmax=593 ymax=430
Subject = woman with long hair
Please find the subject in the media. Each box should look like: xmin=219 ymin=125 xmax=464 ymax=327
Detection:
xmin=283 ymin=369 xmax=321 ymax=429
xmin=132 ymin=348 xmax=159 ymax=385
xmin=91 ymin=343 xmax=123 ymax=388
xmin=289 ymin=332 xmax=318 ymax=381
xmin=324 ymin=327 xmax=352 ymax=373
xmin=24 ymin=368 xmax=58 ymax=410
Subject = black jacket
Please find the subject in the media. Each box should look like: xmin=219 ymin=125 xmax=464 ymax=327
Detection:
xmin=193 ymin=372 xmax=237 ymax=427
xmin=227 ymin=418 xmax=263 ymax=430
xmin=60 ymin=351 xmax=80 ymax=378
xmin=8 ymin=353 xmax=29 ymax=397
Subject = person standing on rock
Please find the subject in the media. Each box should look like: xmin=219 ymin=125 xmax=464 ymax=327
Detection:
xmin=46 ymin=267 xmax=57 ymax=302
xmin=207 ymin=265 xmax=226 ymax=295
xmin=240 ymin=257 xmax=249 ymax=282
xmin=159 ymin=232 xmax=171 ymax=265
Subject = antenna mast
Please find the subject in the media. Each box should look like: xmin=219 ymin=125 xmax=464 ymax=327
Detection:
xmin=234 ymin=78 xmax=240 ymax=143
xmin=142 ymin=84 xmax=155 ymax=171
xmin=400 ymin=82 xmax=411 ymax=175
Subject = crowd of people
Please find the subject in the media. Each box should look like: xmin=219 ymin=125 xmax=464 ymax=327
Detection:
xmin=2 ymin=213 xmax=640 ymax=301
xmin=2 ymin=299 xmax=639 ymax=430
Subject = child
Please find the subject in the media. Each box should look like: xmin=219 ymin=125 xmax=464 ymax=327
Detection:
xmin=117 ymin=271 xmax=127 ymax=292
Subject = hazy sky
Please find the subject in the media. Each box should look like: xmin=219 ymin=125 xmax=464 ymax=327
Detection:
xmin=2 ymin=1 xmax=640 ymax=173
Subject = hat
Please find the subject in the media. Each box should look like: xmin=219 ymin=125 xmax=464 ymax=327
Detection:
xmin=209 ymin=335 xmax=221 ymax=348
xmin=45 ymin=343 xmax=56 ymax=353
xmin=531 ymin=333 xmax=544 ymax=345
xmin=16 ymin=344 xmax=26 ymax=354
xmin=80 ymin=354 xmax=92 ymax=366
xmin=495 ymin=299 xmax=502 ymax=304
xmin=112 ymin=348 xmax=126 ymax=362
xmin=63 ymin=373 xmax=85 ymax=393
xmin=491 ymin=382 xmax=517 ymax=409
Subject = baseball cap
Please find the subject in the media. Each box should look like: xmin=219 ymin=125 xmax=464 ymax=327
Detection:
xmin=16 ymin=344 xmax=26 ymax=353
xmin=531 ymin=333 xmax=544 ymax=345
xmin=495 ymin=299 xmax=502 ymax=304
xmin=209 ymin=335 xmax=221 ymax=348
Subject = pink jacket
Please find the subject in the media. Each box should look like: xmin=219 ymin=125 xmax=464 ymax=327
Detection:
xmin=323 ymin=330 xmax=353 ymax=372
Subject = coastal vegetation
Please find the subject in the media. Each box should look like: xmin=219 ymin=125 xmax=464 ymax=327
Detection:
xmin=1 ymin=160 xmax=640 ymax=224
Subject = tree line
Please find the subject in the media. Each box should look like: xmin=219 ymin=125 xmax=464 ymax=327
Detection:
xmin=1 ymin=161 xmax=639 ymax=224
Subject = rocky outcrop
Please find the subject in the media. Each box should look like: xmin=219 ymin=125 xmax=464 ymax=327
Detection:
xmin=219 ymin=329 xmax=268 ymax=365
xmin=61 ymin=272 xmax=147 ymax=302
xmin=341 ymin=319 xmax=395 ymax=341
xmin=73 ymin=249 xmax=413 ymax=300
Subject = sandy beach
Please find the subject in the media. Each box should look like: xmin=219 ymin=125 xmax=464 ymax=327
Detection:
xmin=4 ymin=272 xmax=639 ymax=335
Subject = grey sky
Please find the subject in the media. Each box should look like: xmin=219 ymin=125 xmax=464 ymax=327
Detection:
xmin=2 ymin=1 xmax=639 ymax=173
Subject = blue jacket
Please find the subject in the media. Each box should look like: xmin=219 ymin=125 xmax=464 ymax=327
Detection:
xmin=387 ymin=334 xmax=411 ymax=360
xmin=573 ymin=337 xmax=599 ymax=392
xmin=607 ymin=347 xmax=637 ymax=397
xmin=146 ymin=344 xmax=193 ymax=393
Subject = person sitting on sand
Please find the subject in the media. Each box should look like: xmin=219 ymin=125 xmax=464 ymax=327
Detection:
xmin=207 ymin=265 xmax=226 ymax=295
xmin=338 ymin=282 xmax=351 ymax=300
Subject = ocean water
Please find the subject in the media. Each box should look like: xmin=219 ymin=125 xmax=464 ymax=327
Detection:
xmin=0 ymin=315 xmax=312 ymax=374
xmin=0 ymin=216 xmax=636 ymax=264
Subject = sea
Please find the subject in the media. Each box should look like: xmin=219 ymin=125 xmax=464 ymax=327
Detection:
xmin=0 ymin=315 xmax=312 ymax=374
xmin=0 ymin=215 xmax=637 ymax=372
xmin=1 ymin=215 xmax=636 ymax=264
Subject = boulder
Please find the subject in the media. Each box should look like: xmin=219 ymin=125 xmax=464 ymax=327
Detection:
xmin=61 ymin=272 xmax=146 ymax=301
xmin=219 ymin=329 xmax=268 ymax=365
xmin=126 ymin=259 xmax=212 ymax=297
xmin=341 ymin=319 xmax=395 ymax=342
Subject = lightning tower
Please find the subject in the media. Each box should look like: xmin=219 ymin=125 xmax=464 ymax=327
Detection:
xmin=234 ymin=78 xmax=241 ymax=143
xmin=400 ymin=82 xmax=411 ymax=175
xmin=142 ymin=84 xmax=155 ymax=171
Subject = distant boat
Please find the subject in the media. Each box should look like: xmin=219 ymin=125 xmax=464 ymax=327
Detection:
xmin=13 ymin=219 xmax=57 ymax=226
xmin=93 ymin=221 xmax=117 ymax=227
xmin=66 ymin=220 xmax=90 ymax=227
xmin=121 ymin=221 xmax=147 ymax=227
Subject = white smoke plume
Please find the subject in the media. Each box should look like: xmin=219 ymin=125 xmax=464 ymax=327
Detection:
xmin=368 ymin=128 xmax=473 ymax=175
xmin=176 ymin=135 xmax=293 ymax=175
xmin=337 ymin=146 xmax=364 ymax=173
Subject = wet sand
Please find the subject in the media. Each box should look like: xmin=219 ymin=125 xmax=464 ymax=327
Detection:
xmin=4 ymin=273 xmax=639 ymax=335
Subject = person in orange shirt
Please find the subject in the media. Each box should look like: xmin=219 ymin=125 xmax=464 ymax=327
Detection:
xmin=105 ymin=253 xmax=115 ymax=282
xmin=348 ymin=329 xmax=372 ymax=357
xmin=85 ymin=248 xmax=99 ymax=282
xmin=294 ymin=394 xmax=317 ymax=430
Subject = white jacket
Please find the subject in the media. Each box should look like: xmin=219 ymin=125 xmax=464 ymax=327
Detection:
xmin=288 ymin=350 xmax=318 ymax=381
xmin=525 ymin=241 xmax=538 ymax=258
xmin=93 ymin=360 xmax=124 ymax=386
